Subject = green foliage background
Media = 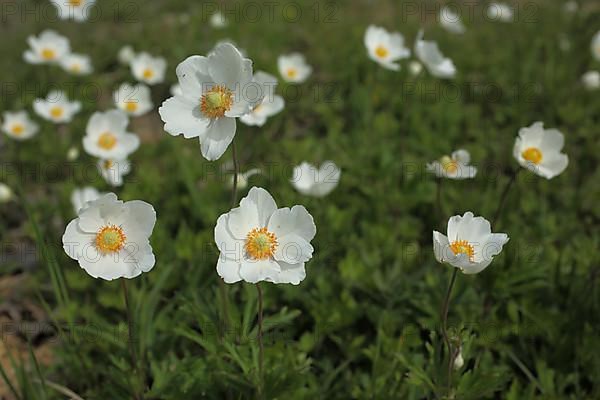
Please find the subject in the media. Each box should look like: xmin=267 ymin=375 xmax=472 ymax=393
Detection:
xmin=0 ymin=0 xmax=599 ymax=398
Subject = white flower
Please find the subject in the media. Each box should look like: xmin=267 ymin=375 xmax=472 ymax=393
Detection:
xmin=591 ymin=31 xmax=600 ymax=61
xmin=211 ymin=40 xmax=247 ymax=57
xmin=71 ymin=186 xmax=103 ymax=214
xmin=23 ymin=30 xmax=70 ymax=65
xmin=159 ymin=43 xmax=262 ymax=161
xmin=0 ymin=183 xmax=14 ymax=203
xmin=486 ymin=3 xmax=514 ymax=22
xmin=240 ymin=71 xmax=284 ymax=127
xmin=62 ymin=193 xmax=156 ymax=281
xmin=130 ymin=52 xmax=167 ymax=85
xmin=513 ymin=122 xmax=568 ymax=179
xmin=414 ymin=30 xmax=456 ymax=79
xmin=210 ymin=11 xmax=227 ymax=28
xmin=214 ymin=187 xmax=316 ymax=285
xmin=97 ymin=159 xmax=131 ymax=187
xmin=582 ymin=71 xmax=600 ymax=90
xmin=563 ymin=1 xmax=578 ymax=14
xmin=114 ymin=83 xmax=153 ymax=117
xmin=118 ymin=45 xmax=136 ymax=65
xmin=453 ymin=349 xmax=464 ymax=370
xmin=60 ymin=53 xmax=93 ymax=75
xmin=278 ymin=53 xmax=312 ymax=83
xmin=364 ymin=25 xmax=411 ymax=71
xmin=439 ymin=7 xmax=466 ymax=34
xmin=291 ymin=161 xmax=341 ymax=197
xmin=170 ymin=83 xmax=182 ymax=96
xmin=229 ymin=168 xmax=261 ymax=190
xmin=67 ymin=146 xmax=80 ymax=160
xmin=50 ymin=0 xmax=96 ymax=21
xmin=409 ymin=60 xmax=423 ymax=76
xmin=83 ymin=110 xmax=140 ymax=160
xmin=33 ymin=90 xmax=81 ymax=124
xmin=427 ymin=149 xmax=477 ymax=179
xmin=2 ymin=111 xmax=39 ymax=140
xmin=433 ymin=212 xmax=509 ymax=274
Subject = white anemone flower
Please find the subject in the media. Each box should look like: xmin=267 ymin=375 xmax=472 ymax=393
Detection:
xmin=83 ymin=110 xmax=140 ymax=160
xmin=60 ymin=53 xmax=93 ymax=75
xmin=210 ymin=11 xmax=228 ymax=28
xmin=97 ymin=159 xmax=131 ymax=187
xmin=409 ymin=60 xmax=423 ymax=76
xmin=591 ymin=31 xmax=600 ymax=61
xmin=582 ymin=71 xmax=600 ymax=90
xmin=118 ymin=45 xmax=136 ymax=65
xmin=364 ymin=25 xmax=411 ymax=71
xmin=159 ymin=43 xmax=263 ymax=161
xmin=229 ymin=168 xmax=262 ymax=190
xmin=214 ymin=187 xmax=316 ymax=285
xmin=24 ymin=30 xmax=70 ymax=65
xmin=415 ymin=30 xmax=456 ymax=79
xmin=486 ymin=3 xmax=514 ymax=22
xmin=62 ymin=193 xmax=156 ymax=281
xmin=114 ymin=83 xmax=154 ymax=117
xmin=2 ymin=111 xmax=39 ymax=140
xmin=50 ymin=0 xmax=96 ymax=21
xmin=427 ymin=149 xmax=477 ymax=179
xmin=240 ymin=71 xmax=284 ymax=127
xmin=131 ymin=52 xmax=167 ymax=85
xmin=513 ymin=122 xmax=568 ymax=179
xmin=291 ymin=161 xmax=341 ymax=197
xmin=71 ymin=187 xmax=103 ymax=214
xmin=278 ymin=53 xmax=312 ymax=83
xmin=33 ymin=90 xmax=81 ymax=124
xmin=67 ymin=146 xmax=80 ymax=161
xmin=439 ymin=6 xmax=466 ymax=34
xmin=0 ymin=183 xmax=14 ymax=203
xmin=433 ymin=212 xmax=509 ymax=274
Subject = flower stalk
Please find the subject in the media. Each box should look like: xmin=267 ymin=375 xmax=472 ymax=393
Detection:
xmin=121 ymin=280 xmax=144 ymax=400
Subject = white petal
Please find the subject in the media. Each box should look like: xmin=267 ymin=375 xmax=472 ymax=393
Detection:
xmin=217 ymin=256 xmax=242 ymax=283
xmin=199 ymin=117 xmax=236 ymax=161
xmin=227 ymin=202 xmax=259 ymax=239
xmin=239 ymin=258 xmax=281 ymax=283
xmin=159 ymin=96 xmax=210 ymax=139
xmin=241 ymin=187 xmax=278 ymax=227
xmin=268 ymin=205 xmax=316 ymax=242
xmin=214 ymin=214 xmax=244 ymax=261
xmin=275 ymin=261 xmax=306 ymax=285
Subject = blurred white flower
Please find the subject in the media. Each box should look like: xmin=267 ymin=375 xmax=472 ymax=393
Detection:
xmin=513 ymin=122 xmax=568 ymax=179
xmin=71 ymin=186 xmax=103 ymax=214
xmin=60 ymin=53 xmax=93 ymax=75
xmin=50 ymin=0 xmax=96 ymax=21
xmin=278 ymin=53 xmax=312 ymax=83
xmin=97 ymin=159 xmax=131 ymax=187
xmin=159 ymin=43 xmax=263 ymax=161
xmin=415 ymin=30 xmax=456 ymax=79
xmin=67 ymin=146 xmax=80 ymax=160
xmin=118 ymin=45 xmax=136 ymax=65
xmin=364 ymin=25 xmax=411 ymax=71
xmin=170 ymin=83 xmax=182 ymax=96
xmin=33 ymin=90 xmax=81 ymax=124
xmin=2 ymin=111 xmax=39 ymax=140
xmin=210 ymin=11 xmax=227 ymax=28
xmin=433 ymin=212 xmax=509 ymax=274
xmin=114 ymin=83 xmax=154 ymax=117
xmin=486 ymin=3 xmax=514 ymax=22
xmin=229 ymin=168 xmax=261 ymax=190
xmin=453 ymin=348 xmax=464 ymax=370
xmin=131 ymin=52 xmax=167 ymax=85
xmin=591 ymin=31 xmax=600 ymax=61
xmin=23 ymin=30 xmax=70 ymax=65
xmin=214 ymin=187 xmax=316 ymax=284
xmin=409 ymin=60 xmax=423 ymax=76
xmin=427 ymin=149 xmax=477 ymax=179
xmin=62 ymin=193 xmax=156 ymax=280
xmin=291 ymin=161 xmax=341 ymax=197
xmin=0 ymin=183 xmax=14 ymax=203
xmin=563 ymin=1 xmax=578 ymax=14
xmin=240 ymin=71 xmax=284 ymax=127
xmin=582 ymin=70 xmax=600 ymax=90
xmin=439 ymin=6 xmax=466 ymax=34
xmin=83 ymin=110 xmax=140 ymax=160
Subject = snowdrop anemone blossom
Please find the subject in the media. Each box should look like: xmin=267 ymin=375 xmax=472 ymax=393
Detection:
xmin=159 ymin=43 xmax=264 ymax=161
xmin=0 ymin=183 xmax=14 ymax=203
xmin=240 ymin=71 xmax=284 ymax=127
xmin=23 ymin=30 xmax=70 ymax=65
xmin=71 ymin=187 xmax=103 ymax=214
xmin=210 ymin=11 xmax=228 ymax=28
xmin=114 ymin=83 xmax=154 ymax=117
xmin=83 ymin=110 xmax=140 ymax=160
xmin=364 ymin=25 xmax=411 ymax=71
xmin=582 ymin=71 xmax=600 ymax=90
xmin=278 ymin=53 xmax=312 ymax=83
xmin=414 ymin=30 xmax=456 ymax=79
xmin=427 ymin=149 xmax=477 ymax=179
xmin=2 ymin=111 xmax=39 ymax=140
xmin=60 ymin=53 xmax=93 ymax=75
xmin=118 ymin=46 xmax=136 ymax=65
xmin=33 ymin=91 xmax=81 ymax=124
xmin=130 ymin=52 xmax=167 ymax=85
xmin=433 ymin=212 xmax=509 ymax=274
xmin=97 ymin=159 xmax=131 ymax=187
xmin=50 ymin=0 xmax=96 ymax=21
xmin=591 ymin=31 xmax=600 ymax=61
xmin=439 ymin=6 xmax=466 ymax=34
xmin=214 ymin=187 xmax=316 ymax=285
xmin=409 ymin=61 xmax=423 ymax=76
xmin=486 ymin=3 xmax=514 ymax=22
xmin=513 ymin=122 xmax=568 ymax=179
xmin=62 ymin=193 xmax=156 ymax=280
xmin=291 ymin=161 xmax=341 ymax=197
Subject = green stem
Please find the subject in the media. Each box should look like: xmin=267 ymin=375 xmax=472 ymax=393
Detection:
xmin=121 ymin=280 xmax=144 ymax=400
xmin=256 ymin=283 xmax=264 ymax=398
xmin=440 ymin=268 xmax=458 ymax=393
xmin=492 ymin=169 xmax=519 ymax=227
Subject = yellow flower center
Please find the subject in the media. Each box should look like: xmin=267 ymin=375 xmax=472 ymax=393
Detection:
xmin=200 ymin=85 xmax=233 ymax=118
xmin=375 ymin=45 xmax=389 ymax=59
xmin=69 ymin=0 xmax=82 ymax=6
xmin=11 ymin=124 xmax=25 ymax=136
xmin=142 ymin=68 xmax=154 ymax=80
xmin=97 ymin=132 xmax=117 ymax=150
xmin=103 ymin=160 xmax=114 ymax=169
xmin=244 ymin=227 xmax=278 ymax=260
xmin=450 ymin=240 xmax=474 ymax=262
xmin=286 ymin=68 xmax=297 ymax=79
xmin=95 ymin=225 xmax=126 ymax=254
xmin=124 ymin=101 xmax=138 ymax=113
xmin=440 ymin=155 xmax=458 ymax=174
xmin=50 ymin=106 xmax=64 ymax=119
xmin=522 ymin=147 xmax=543 ymax=164
xmin=41 ymin=48 xmax=56 ymax=60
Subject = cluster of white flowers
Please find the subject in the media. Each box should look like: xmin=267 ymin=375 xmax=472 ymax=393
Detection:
xmin=24 ymin=30 xmax=93 ymax=75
